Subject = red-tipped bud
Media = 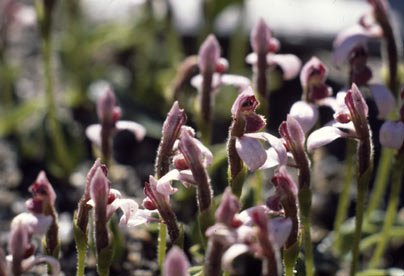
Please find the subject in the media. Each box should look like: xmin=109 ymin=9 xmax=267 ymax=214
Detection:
xmin=97 ymin=87 xmax=120 ymax=126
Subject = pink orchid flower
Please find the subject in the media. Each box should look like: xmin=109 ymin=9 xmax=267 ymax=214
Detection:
xmin=246 ymin=19 xmax=301 ymax=81
xmin=191 ymin=35 xmax=250 ymax=93
xmin=307 ymin=84 xmax=370 ymax=152
xmin=230 ymin=87 xmax=287 ymax=171
xmin=7 ymin=213 xmax=59 ymax=276
xmin=86 ymin=87 xmax=146 ymax=159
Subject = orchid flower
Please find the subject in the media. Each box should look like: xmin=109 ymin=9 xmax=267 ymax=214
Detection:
xmin=379 ymin=90 xmax=404 ymax=149
xmin=7 ymin=212 xmax=59 ymax=276
xmin=332 ymin=3 xmax=396 ymax=119
xmin=25 ymin=171 xmax=59 ymax=258
xmin=221 ymin=206 xmax=292 ymax=276
xmin=289 ymin=56 xmax=330 ymax=133
xmin=85 ymin=86 xmax=146 ymax=161
xmin=191 ymin=34 xmax=250 ymax=142
xmin=308 ymin=84 xmax=370 ymax=152
xmin=246 ymin=18 xmax=301 ymax=98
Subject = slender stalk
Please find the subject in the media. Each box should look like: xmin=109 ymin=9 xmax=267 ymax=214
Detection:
xmin=369 ymin=149 xmax=404 ymax=268
xmin=76 ymin=244 xmax=86 ymax=276
xmin=360 ymin=226 xmax=404 ymax=251
xmin=298 ymin=186 xmax=313 ymax=276
xmin=254 ymin=170 xmax=263 ymax=204
xmin=350 ymin=139 xmax=372 ymax=276
xmin=203 ymin=239 xmax=224 ymax=276
xmin=42 ymin=28 xmax=72 ymax=172
xmin=333 ymin=139 xmax=355 ymax=254
xmin=157 ymin=223 xmax=167 ymax=273
xmin=366 ymin=148 xmax=393 ymax=218
xmin=200 ymin=70 xmax=213 ymax=145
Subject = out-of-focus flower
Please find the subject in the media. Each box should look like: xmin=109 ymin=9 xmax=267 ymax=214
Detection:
xmin=246 ymin=19 xmax=301 ymax=99
xmin=7 ymin=213 xmax=59 ymax=276
xmin=379 ymin=120 xmax=404 ymax=149
xmin=86 ymin=87 xmax=146 ymax=161
xmin=163 ymin=246 xmax=190 ymax=276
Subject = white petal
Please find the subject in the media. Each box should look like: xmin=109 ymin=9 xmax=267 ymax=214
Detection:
xmin=244 ymin=132 xmax=288 ymax=167
xmin=222 ymin=244 xmax=250 ymax=274
xmin=85 ymin=124 xmax=102 ymax=147
xmin=113 ymin=199 xmax=140 ymax=226
xmin=268 ymin=54 xmax=302 ymax=80
xmin=307 ymin=126 xmax=349 ymax=152
xmin=245 ymin=53 xmax=257 ymax=64
xmin=220 ymin=74 xmax=251 ymax=90
xmin=259 ymin=147 xmax=280 ymax=169
xmin=235 ymin=136 xmax=267 ymax=171
xmin=379 ymin=121 xmax=404 ymax=149
xmin=268 ymin=217 xmax=292 ymax=249
xmin=368 ymin=84 xmax=396 ymax=119
xmin=116 ymin=120 xmax=146 ymax=141
xmin=156 ymin=170 xmax=180 ymax=195
xmin=191 ymin=73 xmax=222 ymax=91
xmin=22 ymin=256 xmax=60 ymax=276
xmin=289 ymin=101 xmax=319 ymax=133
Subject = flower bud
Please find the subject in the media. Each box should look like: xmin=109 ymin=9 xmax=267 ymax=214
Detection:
xmin=198 ymin=35 xmax=221 ymax=74
xmin=215 ymin=188 xmax=240 ymax=226
xmin=250 ymin=18 xmax=272 ymax=55
xmin=163 ymin=246 xmax=190 ymax=276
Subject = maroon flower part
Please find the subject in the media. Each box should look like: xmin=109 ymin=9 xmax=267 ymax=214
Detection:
xmin=279 ymin=115 xmax=306 ymax=163
xmin=155 ymin=101 xmax=186 ymax=179
xmin=215 ymin=188 xmax=240 ymax=226
xmin=7 ymin=212 xmax=59 ymax=276
xmin=178 ymin=129 xmax=212 ymax=212
xmin=246 ymin=19 xmax=301 ymax=98
xmin=86 ymin=86 xmax=146 ymax=161
xmin=300 ymin=56 xmax=331 ymax=102
xmin=163 ymin=246 xmax=190 ymax=276
xmin=25 ymin=171 xmax=59 ymax=258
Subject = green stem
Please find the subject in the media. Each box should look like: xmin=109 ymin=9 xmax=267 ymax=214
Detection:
xmin=369 ymin=153 xmax=404 ymax=268
xmin=360 ymin=226 xmax=404 ymax=251
xmin=158 ymin=223 xmax=167 ymax=273
xmin=333 ymin=139 xmax=355 ymax=255
xmin=42 ymin=32 xmax=72 ymax=172
xmin=76 ymin=246 xmax=86 ymax=276
xmin=298 ymin=187 xmax=313 ymax=276
xmin=350 ymin=157 xmax=372 ymax=276
xmin=366 ymin=148 xmax=393 ymax=218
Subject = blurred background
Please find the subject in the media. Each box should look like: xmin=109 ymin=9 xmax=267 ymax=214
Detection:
xmin=1 ymin=0 xmax=404 ymax=275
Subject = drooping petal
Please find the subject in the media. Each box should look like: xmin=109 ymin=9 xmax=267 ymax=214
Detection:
xmin=368 ymin=84 xmax=395 ymax=119
xmin=333 ymin=24 xmax=382 ymax=68
xmin=245 ymin=53 xmax=257 ymax=65
xmin=163 ymin=246 xmax=190 ymax=276
xmin=222 ymin=244 xmax=250 ymax=274
xmin=156 ymin=170 xmax=181 ymax=195
xmin=220 ymin=74 xmax=251 ymax=90
xmin=238 ymin=205 xmax=270 ymax=226
xmin=379 ymin=120 xmax=404 ymax=149
xmin=289 ymin=101 xmax=319 ymax=133
xmin=235 ymin=136 xmax=267 ymax=171
xmin=268 ymin=217 xmax=292 ymax=249
xmin=190 ymin=73 xmax=222 ymax=92
xmin=307 ymin=126 xmax=350 ymax=152
xmin=243 ymin=132 xmax=287 ymax=167
xmin=268 ymin=54 xmax=301 ymax=80
xmin=110 ymin=198 xmax=139 ymax=226
xmin=115 ymin=120 xmax=146 ymax=141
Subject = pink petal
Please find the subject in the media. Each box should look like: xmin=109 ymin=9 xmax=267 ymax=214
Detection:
xmin=191 ymin=73 xmax=222 ymax=91
xmin=307 ymin=126 xmax=349 ymax=152
xmin=112 ymin=199 xmax=140 ymax=226
xmin=235 ymin=136 xmax=267 ymax=171
xmin=243 ymin=132 xmax=287 ymax=167
xmin=116 ymin=120 xmax=146 ymax=141
xmin=333 ymin=24 xmax=382 ymax=68
xmin=268 ymin=217 xmax=292 ymax=249
xmin=215 ymin=187 xmax=240 ymax=225
xmin=31 ymin=171 xmax=57 ymax=205
xmin=268 ymin=54 xmax=301 ymax=80
xmin=90 ymin=167 xmax=109 ymax=210
xmin=300 ymin=56 xmax=328 ymax=91
xmin=192 ymin=138 xmax=213 ymax=168
xmin=379 ymin=120 xmax=404 ymax=149
xmin=164 ymin=246 xmax=190 ymax=276
xmin=238 ymin=205 xmax=269 ymax=226
xmin=156 ymin=170 xmax=181 ymax=195
xmin=22 ymin=256 xmax=60 ymax=276
xmin=85 ymin=124 xmax=102 ymax=147
xmin=286 ymin=114 xmax=305 ymax=147
xmin=230 ymin=87 xmax=256 ymax=118
xmin=368 ymin=84 xmax=395 ymax=119
xmin=289 ymin=101 xmax=319 ymax=133
xmin=222 ymin=244 xmax=250 ymax=274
